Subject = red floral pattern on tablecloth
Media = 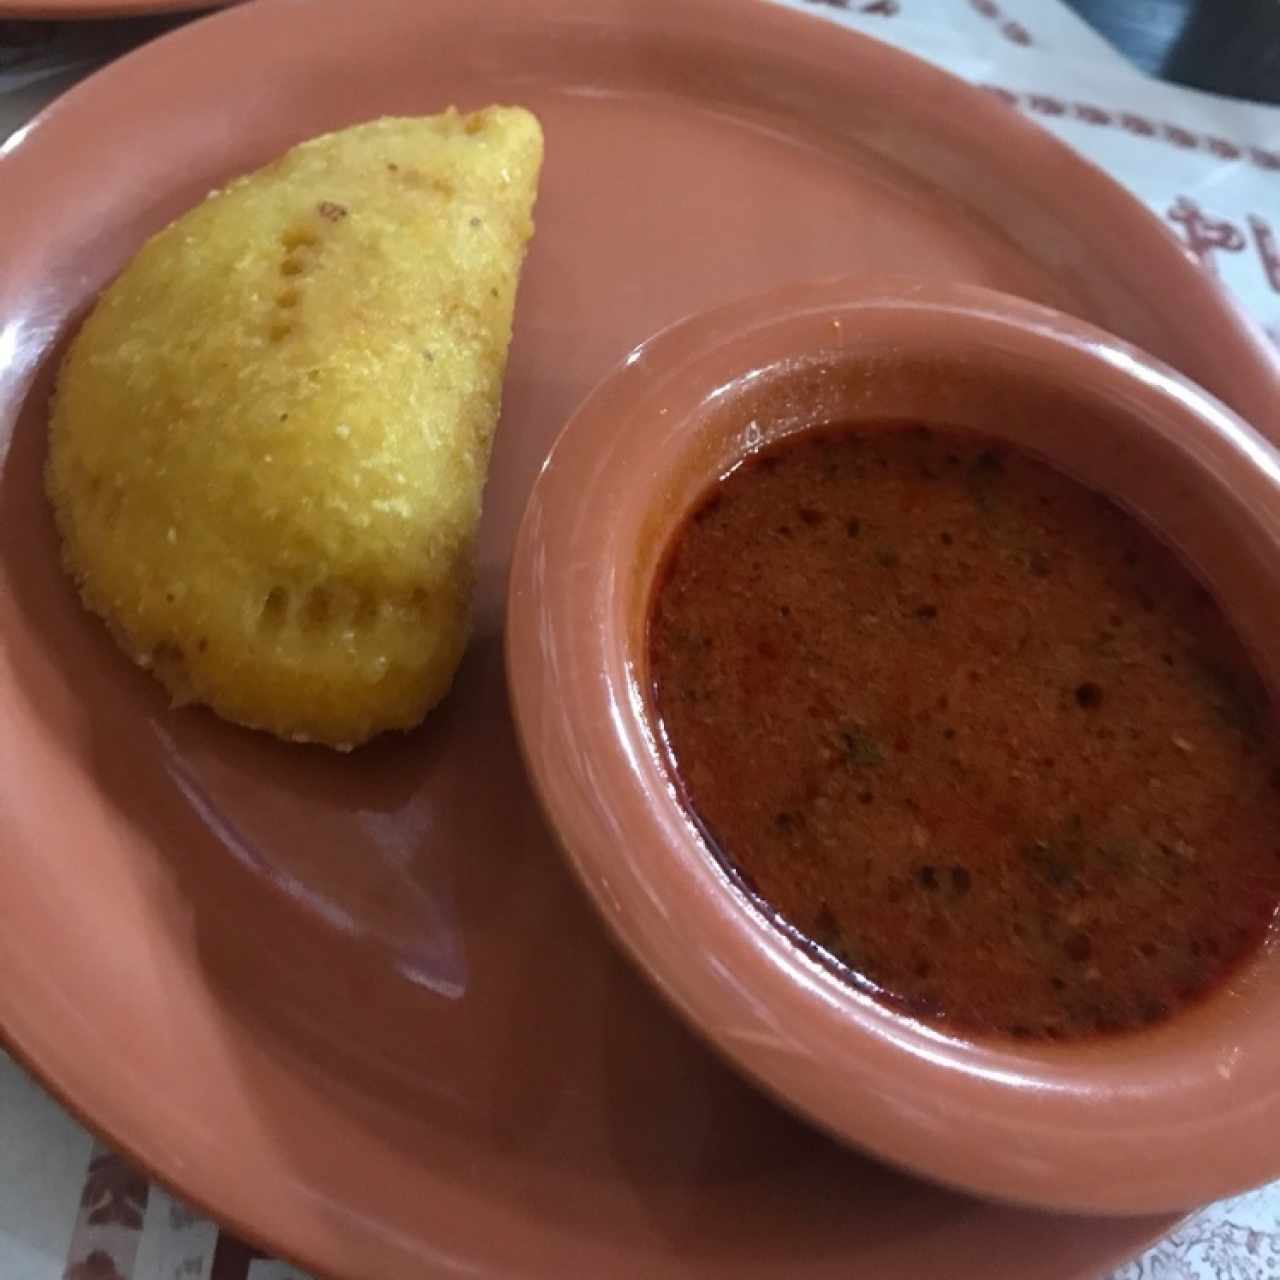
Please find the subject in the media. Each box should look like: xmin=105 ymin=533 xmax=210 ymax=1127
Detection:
xmin=803 ymin=0 xmax=901 ymax=15
xmin=968 ymin=0 xmax=1033 ymax=46
xmin=62 ymin=1148 xmax=149 ymax=1280
xmin=64 ymin=1252 xmax=127 ymax=1280
xmin=982 ymin=83 xmax=1280 ymax=175
xmin=79 ymin=1153 xmax=147 ymax=1230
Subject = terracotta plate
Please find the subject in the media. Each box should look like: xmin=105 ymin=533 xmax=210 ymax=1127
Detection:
xmin=1 ymin=1 xmax=1276 ymax=1276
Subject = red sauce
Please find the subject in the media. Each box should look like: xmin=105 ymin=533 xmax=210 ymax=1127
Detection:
xmin=648 ymin=423 xmax=1280 ymax=1041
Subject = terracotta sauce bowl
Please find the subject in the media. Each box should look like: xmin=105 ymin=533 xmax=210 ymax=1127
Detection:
xmin=506 ymin=279 xmax=1280 ymax=1214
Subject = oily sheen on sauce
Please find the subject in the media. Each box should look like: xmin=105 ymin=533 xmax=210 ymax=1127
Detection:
xmin=648 ymin=423 xmax=1280 ymax=1042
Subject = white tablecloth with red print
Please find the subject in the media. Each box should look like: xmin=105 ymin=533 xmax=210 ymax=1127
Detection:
xmin=1 ymin=3 xmax=1278 ymax=1279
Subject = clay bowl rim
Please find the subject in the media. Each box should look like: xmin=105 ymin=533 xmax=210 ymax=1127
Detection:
xmin=505 ymin=276 xmax=1280 ymax=1216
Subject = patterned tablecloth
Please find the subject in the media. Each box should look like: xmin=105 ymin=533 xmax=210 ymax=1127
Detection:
xmin=1 ymin=3 xmax=1278 ymax=1278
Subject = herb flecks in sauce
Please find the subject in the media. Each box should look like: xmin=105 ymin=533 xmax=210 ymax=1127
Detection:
xmin=648 ymin=424 xmax=1280 ymax=1042
xmin=838 ymin=727 xmax=884 ymax=766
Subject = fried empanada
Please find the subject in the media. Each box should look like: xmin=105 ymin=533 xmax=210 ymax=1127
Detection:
xmin=47 ymin=107 xmax=543 ymax=748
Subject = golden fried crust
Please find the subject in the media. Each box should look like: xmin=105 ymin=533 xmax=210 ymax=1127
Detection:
xmin=46 ymin=108 xmax=543 ymax=748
